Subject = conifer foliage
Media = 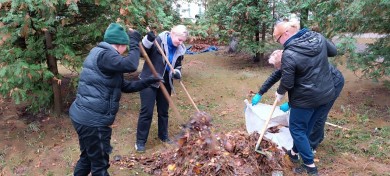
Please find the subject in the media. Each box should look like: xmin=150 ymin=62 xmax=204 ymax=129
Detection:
xmin=0 ymin=0 xmax=179 ymax=115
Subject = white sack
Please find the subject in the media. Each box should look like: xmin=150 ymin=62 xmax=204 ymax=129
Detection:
xmin=244 ymin=99 xmax=293 ymax=150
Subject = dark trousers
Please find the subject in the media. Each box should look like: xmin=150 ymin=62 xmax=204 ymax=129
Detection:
xmin=309 ymin=76 xmax=345 ymax=150
xmin=136 ymin=75 xmax=171 ymax=144
xmin=71 ymin=120 xmax=112 ymax=176
xmin=289 ymin=103 xmax=331 ymax=165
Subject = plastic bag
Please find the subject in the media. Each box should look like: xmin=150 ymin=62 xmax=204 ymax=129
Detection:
xmin=244 ymin=99 xmax=293 ymax=150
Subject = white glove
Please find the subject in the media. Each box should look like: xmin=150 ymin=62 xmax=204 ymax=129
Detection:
xmin=173 ymin=69 xmax=181 ymax=79
xmin=275 ymin=92 xmax=285 ymax=102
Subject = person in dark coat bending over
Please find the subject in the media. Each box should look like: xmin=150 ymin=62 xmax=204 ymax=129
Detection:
xmin=271 ymin=21 xmax=337 ymax=175
xmin=69 ymin=23 xmax=161 ymax=175
xmin=135 ymin=25 xmax=188 ymax=152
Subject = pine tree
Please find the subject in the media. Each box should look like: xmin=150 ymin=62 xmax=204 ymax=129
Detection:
xmin=0 ymin=0 xmax=179 ymax=116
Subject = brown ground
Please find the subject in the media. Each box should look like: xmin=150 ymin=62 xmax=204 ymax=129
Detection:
xmin=0 ymin=46 xmax=389 ymax=175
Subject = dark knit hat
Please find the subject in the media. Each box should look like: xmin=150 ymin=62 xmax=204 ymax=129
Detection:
xmin=104 ymin=23 xmax=129 ymax=45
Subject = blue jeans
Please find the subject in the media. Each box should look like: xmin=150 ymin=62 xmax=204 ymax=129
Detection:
xmin=289 ymin=103 xmax=331 ymax=165
xmin=309 ymin=76 xmax=345 ymax=150
xmin=72 ymin=120 xmax=112 ymax=176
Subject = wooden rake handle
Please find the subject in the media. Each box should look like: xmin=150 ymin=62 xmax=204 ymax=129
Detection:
xmin=138 ymin=42 xmax=182 ymax=119
xmin=255 ymin=99 xmax=278 ymax=151
xmin=153 ymin=40 xmax=200 ymax=112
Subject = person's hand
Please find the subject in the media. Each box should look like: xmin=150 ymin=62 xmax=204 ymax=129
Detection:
xmin=275 ymin=92 xmax=285 ymax=102
xmin=280 ymin=102 xmax=290 ymax=112
xmin=251 ymin=93 xmax=262 ymax=106
xmin=143 ymin=76 xmax=163 ymax=85
xmin=146 ymin=31 xmax=156 ymax=43
xmin=173 ymin=69 xmax=181 ymax=79
xmin=127 ymin=29 xmax=141 ymax=43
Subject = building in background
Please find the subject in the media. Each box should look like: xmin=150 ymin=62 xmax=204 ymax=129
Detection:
xmin=174 ymin=1 xmax=205 ymax=23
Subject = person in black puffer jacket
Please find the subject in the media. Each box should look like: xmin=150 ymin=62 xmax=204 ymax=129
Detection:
xmin=69 ymin=23 xmax=161 ymax=176
xmin=272 ymin=21 xmax=337 ymax=176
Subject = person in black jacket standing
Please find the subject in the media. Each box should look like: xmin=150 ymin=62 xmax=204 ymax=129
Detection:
xmin=252 ymin=49 xmax=345 ymax=153
xmin=309 ymin=65 xmax=344 ymax=151
xmin=69 ymin=23 xmax=161 ymax=176
xmin=135 ymin=25 xmax=188 ymax=152
xmin=271 ymin=21 xmax=337 ymax=175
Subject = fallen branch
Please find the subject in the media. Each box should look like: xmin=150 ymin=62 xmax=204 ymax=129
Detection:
xmin=326 ymin=122 xmax=350 ymax=130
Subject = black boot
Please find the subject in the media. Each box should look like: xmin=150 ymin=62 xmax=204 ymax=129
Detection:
xmin=294 ymin=164 xmax=319 ymax=176
xmin=287 ymin=150 xmax=299 ymax=163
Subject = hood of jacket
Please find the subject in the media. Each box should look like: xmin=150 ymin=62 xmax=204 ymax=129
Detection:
xmin=284 ymin=29 xmax=324 ymax=57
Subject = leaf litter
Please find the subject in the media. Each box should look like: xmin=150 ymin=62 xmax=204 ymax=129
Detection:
xmin=112 ymin=111 xmax=292 ymax=175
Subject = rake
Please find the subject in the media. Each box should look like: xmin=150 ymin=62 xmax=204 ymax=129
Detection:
xmin=254 ymin=99 xmax=278 ymax=157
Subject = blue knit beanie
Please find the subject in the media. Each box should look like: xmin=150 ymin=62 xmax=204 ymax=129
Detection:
xmin=103 ymin=23 xmax=129 ymax=45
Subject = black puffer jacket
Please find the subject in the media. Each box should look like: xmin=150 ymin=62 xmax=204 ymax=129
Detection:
xmin=69 ymin=41 xmax=150 ymax=127
xmin=277 ymin=29 xmax=336 ymax=108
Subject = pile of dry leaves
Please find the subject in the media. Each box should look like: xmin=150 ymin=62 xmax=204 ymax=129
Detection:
xmin=112 ymin=112 xmax=291 ymax=175
xmin=187 ymin=44 xmax=212 ymax=52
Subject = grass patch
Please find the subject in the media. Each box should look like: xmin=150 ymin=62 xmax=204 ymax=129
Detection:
xmin=27 ymin=122 xmax=41 ymax=133
xmin=341 ymin=104 xmax=353 ymax=118
xmin=325 ymin=126 xmax=390 ymax=163
xmin=0 ymin=146 xmax=9 ymax=170
xmin=330 ymin=118 xmax=350 ymax=126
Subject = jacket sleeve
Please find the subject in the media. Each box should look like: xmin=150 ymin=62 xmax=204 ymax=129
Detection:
xmin=326 ymin=39 xmax=337 ymax=57
xmin=329 ymin=64 xmax=344 ymax=86
xmin=141 ymin=36 xmax=164 ymax=59
xmin=141 ymin=35 xmax=157 ymax=54
xmin=174 ymin=55 xmax=184 ymax=71
xmin=258 ymin=70 xmax=282 ymax=95
xmin=121 ymin=79 xmax=149 ymax=93
xmin=277 ymin=52 xmax=296 ymax=94
xmin=97 ymin=41 xmax=140 ymax=73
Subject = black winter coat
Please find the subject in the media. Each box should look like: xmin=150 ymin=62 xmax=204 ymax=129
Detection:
xmin=277 ymin=29 xmax=336 ymax=108
xmin=69 ymin=41 xmax=150 ymax=127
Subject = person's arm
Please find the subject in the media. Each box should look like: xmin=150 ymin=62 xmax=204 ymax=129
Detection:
xmin=326 ymin=38 xmax=337 ymax=57
xmin=121 ymin=76 xmax=162 ymax=93
xmin=252 ymin=69 xmax=282 ymax=106
xmin=277 ymin=53 xmax=296 ymax=95
xmin=97 ymin=31 xmax=141 ymax=73
xmin=258 ymin=70 xmax=282 ymax=95
xmin=141 ymin=31 xmax=158 ymax=55
xmin=172 ymin=55 xmax=184 ymax=79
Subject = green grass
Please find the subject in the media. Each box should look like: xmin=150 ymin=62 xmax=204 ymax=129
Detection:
xmin=27 ymin=121 xmax=41 ymax=133
xmin=330 ymin=118 xmax=350 ymax=126
xmin=0 ymin=146 xmax=8 ymax=170
xmin=356 ymin=113 xmax=370 ymax=125
xmin=325 ymin=126 xmax=390 ymax=163
xmin=341 ymin=104 xmax=353 ymax=118
xmin=62 ymin=146 xmax=78 ymax=167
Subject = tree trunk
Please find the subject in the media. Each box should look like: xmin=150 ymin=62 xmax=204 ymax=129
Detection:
xmin=271 ymin=0 xmax=275 ymax=35
xmin=261 ymin=22 xmax=266 ymax=58
xmin=254 ymin=22 xmax=267 ymax=63
xmin=300 ymin=8 xmax=309 ymax=29
xmin=253 ymin=28 xmax=261 ymax=63
xmin=45 ymin=31 xmax=62 ymax=116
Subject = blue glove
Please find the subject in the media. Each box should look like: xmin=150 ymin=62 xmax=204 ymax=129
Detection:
xmin=280 ymin=102 xmax=290 ymax=112
xmin=251 ymin=93 xmax=262 ymax=106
